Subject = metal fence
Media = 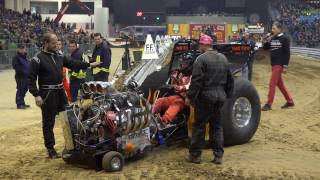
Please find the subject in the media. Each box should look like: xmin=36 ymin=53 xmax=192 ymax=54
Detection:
xmin=0 ymin=43 xmax=95 ymax=68
xmin=291 ymin=47 xmax=320 ymax=60
xmin=0 ymin=48 xmax=38 ymax=67
xmin=1 ymin=45 xmax=319 ymax=70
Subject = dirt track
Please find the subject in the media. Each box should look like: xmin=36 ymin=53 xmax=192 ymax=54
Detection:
xmin=0 ymin=50 xmax=319 ymax=179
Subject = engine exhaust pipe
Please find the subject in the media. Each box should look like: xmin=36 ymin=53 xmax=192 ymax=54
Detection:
xmin=96 ymin=82 xmax=112 ymax=94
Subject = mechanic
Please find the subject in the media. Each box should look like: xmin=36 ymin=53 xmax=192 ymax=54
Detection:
xmin=57 ymin=39 xmax=71 ymax=101
xmin=68 ymin=40 xmax=87 ymax=102
xmin=28 ymin=32 xmax=99 ymax=159
xmin=240 ymin=32 xmax=257 ymax=81
xmin=91 ymin=33 xmax=112 ymax=82
xmin=12 ymin=44 xmax=30 ymax=109
xmin=153 ymin=53 xmax=193 ymax=124
xmin=262 ymin=21 xmax=294 ymax=111
xmin=186 ymin=34 xmax=234 ymax=165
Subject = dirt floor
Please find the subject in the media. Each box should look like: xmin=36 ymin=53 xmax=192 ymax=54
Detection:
xmin=0 ymin=49 xmax=319 ymax=179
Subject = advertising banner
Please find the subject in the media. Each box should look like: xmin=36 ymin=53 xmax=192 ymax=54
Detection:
xmin=190 ymin=24 xmax=225 ymax=43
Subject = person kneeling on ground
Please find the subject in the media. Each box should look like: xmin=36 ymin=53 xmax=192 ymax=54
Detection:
xmin=152 ymin=53 xmax=193 ymax=125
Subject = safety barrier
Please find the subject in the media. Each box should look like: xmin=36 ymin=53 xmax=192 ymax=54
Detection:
xmin=0 ymin=48 xmax=38 ymax=69
xmin=0 ymin=44 xmax=93 ymax=68
xmin=291 ymin=47 xmax=320 ymax=60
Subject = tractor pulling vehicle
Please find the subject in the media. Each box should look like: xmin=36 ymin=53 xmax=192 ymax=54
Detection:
xmin=61 ymin=39 xmax=261 ymax=172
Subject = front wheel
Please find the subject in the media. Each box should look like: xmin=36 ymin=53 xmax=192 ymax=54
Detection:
xmin=102 ymin=151 xmax=124 ymax=172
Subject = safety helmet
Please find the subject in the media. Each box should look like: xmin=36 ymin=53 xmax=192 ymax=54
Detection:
xmin=179 ymin=52 xmax=194 ymax=64
xmin=127 ymin=80 xmax=139 ymax=90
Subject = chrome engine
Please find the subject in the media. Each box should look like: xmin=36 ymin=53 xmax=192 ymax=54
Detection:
xmin=63 ymin=81 xmax=155 ymax=157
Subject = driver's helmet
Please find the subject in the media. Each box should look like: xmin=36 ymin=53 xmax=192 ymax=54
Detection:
xmin=179 ymin=52 xmax=194 ymax=66
xmin=127 ymin=80 xmax=139 ymax=90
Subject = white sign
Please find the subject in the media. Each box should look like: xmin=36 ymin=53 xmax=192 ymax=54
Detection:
xmin=245 ymin=26 xmax=265 ymax=34
xmin=155 ymin=35 xmax=161 ymax=43
xmin=142 ymin=34 xmax=159 ymax=60
xmin=165 ymin=37 xmax=170 ymax=47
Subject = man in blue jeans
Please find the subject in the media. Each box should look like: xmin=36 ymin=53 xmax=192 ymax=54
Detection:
xmin=12 ymin=44 xmax=30 ymax=109
xmin=240 ymin=32 xmax=257 ymax=81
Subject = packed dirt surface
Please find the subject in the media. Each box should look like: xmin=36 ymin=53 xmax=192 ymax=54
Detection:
xmin=0 ymin=49 xmax=319 ymax=179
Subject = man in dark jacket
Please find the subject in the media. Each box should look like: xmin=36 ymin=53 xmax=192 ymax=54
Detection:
xmin=240 ymin=32 xmax=257 ymax=81
xmin=262 ymin=21 xmax=294 ymax=111
xmin=186 ymin=35 xmax=234 ymax=165
xmin=91 ymin=33 xmax=112 ymax=81
xmin=28 ymin=32 xmax=99 ymax=159
xmin=68 ymin=40 xmax=86 ymax=102
xmin=12 ymin=44 xmax=30 ymax=109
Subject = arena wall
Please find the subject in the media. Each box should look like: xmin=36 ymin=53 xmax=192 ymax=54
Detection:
xmin=167 ymin=15 xmax=246 ymax=24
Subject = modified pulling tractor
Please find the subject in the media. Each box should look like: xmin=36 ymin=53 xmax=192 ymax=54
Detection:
xmin=61 ymin=39 xmax=261 ymax=172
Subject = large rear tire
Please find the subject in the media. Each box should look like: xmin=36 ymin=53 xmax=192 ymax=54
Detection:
xmin=221 ymin=78 xmax=261 ymax=146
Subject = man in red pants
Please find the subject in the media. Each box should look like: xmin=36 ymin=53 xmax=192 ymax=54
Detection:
xmin=262 ymin=21 xmax=294 ymax=111
xmin=153 ymin=53 xmax=193 ymax=124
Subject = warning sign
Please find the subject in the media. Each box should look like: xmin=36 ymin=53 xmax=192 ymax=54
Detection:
xmin=142 ymin=34 xmax=159 ymax=60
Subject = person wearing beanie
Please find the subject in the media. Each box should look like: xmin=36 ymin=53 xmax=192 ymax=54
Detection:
xmin=186 ymin=35 xmax=234 ymax=165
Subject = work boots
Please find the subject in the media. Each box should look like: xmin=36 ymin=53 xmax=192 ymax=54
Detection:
xmin=47 ymin=148 xmax=61 ymax=159
xmin=212 ymin=156 xmax=223 ymax=165
xmin=185 ymin=155 xmax=201 ymax=164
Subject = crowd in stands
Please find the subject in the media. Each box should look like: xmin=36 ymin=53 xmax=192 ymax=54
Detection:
xmin=0 ymin=6 xmax=92 ymax=50
xmin=271 ymin=0 xmax=320 ymax=47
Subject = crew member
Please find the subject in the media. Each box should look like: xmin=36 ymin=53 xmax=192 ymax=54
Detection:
xmin=153 ymin=53 xmax=193 ymax=124
xmin=68 ymin=40 xmax=87 ymax=102
xmin=28 ymin=32 xmax=99 ymax=159
xmin=91 ymin=33 xmax=112 ymax=81
xmin=240 ymin=32 xmax=257 ymax=81
xmin=12 ymin=44 xmax=30 ymax=109
xmin=186 ymin=35 xmax=234 ymax=165
xmin=56 ymin=39 xmax=71 ymax=101
xmin=262 ymin=21 xmax=294 ymax=111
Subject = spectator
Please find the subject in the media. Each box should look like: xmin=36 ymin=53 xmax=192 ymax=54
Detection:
xmin=0 ymin=7 xmax=93 ymax=49
xmin=12 ymin=44 xmax=30 ymax=109
xmin=271 ymin=0 xmax=320 ymax=47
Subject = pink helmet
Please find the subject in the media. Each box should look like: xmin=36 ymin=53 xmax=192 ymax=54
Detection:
xmin=199 ymin=34 xmax=213 ymax=45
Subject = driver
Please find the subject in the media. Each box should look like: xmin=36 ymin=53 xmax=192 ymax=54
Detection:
xmin=152 ymin=53 xmax=194 ymax=124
